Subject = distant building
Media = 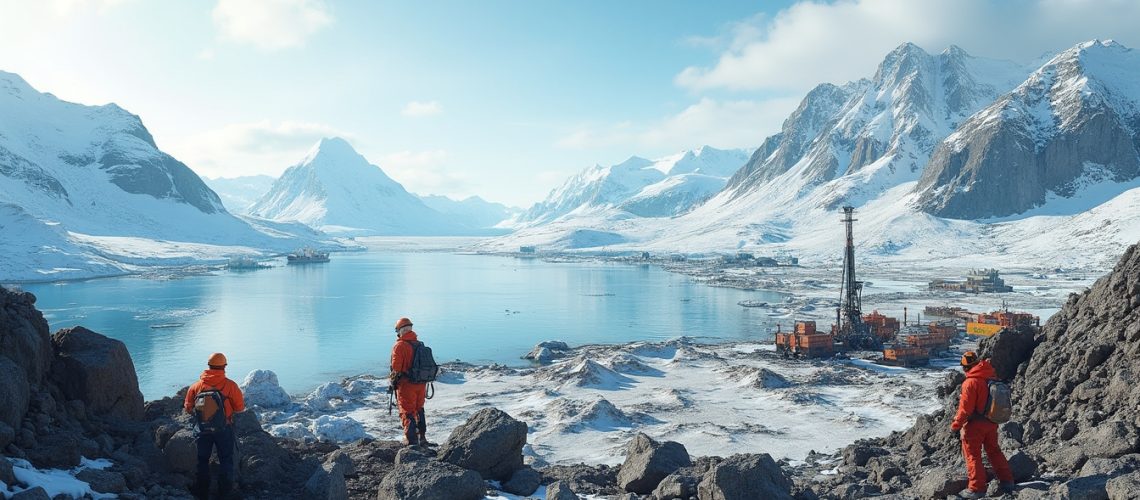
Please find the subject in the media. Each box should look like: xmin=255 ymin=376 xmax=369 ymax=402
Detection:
xmin=755 ymin=257 xmax=778 ymax=267
xmin=641 ymin=252 xmax=651 ymax=260
xmin=519 ymin=246 xmax=536 ymax=254
xmin=668 ymin=254 xmax=687 ymax=262
xmin=929 ymin=268 xmax=1013 ymax=293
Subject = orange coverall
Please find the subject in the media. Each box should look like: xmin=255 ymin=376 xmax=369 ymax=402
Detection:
xmin=951 ymin=360 xmax=1014 ymax=493
xmin=391 ymin=330 xmax=427 ymax=444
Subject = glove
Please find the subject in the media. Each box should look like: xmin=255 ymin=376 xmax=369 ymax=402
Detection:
xmin=952 ymin=427 xmax=961 ymax=440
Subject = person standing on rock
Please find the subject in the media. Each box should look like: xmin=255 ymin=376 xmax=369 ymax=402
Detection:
xmin=184 ymin=352 xmax=246 ymax=499
xmin=951 ymin=351 xmax=1014 ymax=498
xmin=390 ymin=317 xmax=429 ymax=447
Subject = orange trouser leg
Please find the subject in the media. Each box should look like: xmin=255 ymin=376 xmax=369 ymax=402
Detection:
xmin=396 ymin=382 xmax=427 ymax=443
xmin=962 ymin=424 xmax=988 ymax=492
xmin=983 ymin=425 xmax=1014 ymax=483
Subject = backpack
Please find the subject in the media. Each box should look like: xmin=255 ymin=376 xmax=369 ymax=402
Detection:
xmin=981 ymin=380 xmax=1012 ymax=424
xmin=193 ymin=388 xmax=228 ymax=434
xmin=405 ymin=340 xmax=439 ymax=384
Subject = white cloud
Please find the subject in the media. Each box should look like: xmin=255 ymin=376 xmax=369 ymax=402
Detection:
xmin=168 ymin=120 xmax=354 ymax=178
xmin=377 ymin=150 xmax=475 ymax=196
xmin=677 ymin=0 xmax=1140 ymax=92
xmin=49 ymin=0 xmax=131 ymax=15
xmin=212 ymin=0 xmax=332 ymax=50
xmin=401 ymin=100 xmax=443 ymax=118
xmin=556 ymin=97 xmax=801 ymax=152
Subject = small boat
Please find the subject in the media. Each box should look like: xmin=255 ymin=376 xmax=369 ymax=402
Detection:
xmin=287 ymin=248 xmax=330 ymax=264
xmin=150 ymin=323 xmax=185 ymax=329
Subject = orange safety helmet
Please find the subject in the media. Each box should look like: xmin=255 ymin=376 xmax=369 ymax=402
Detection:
xmin=960 ymin=351 xmax=979 ymax=368
xmin=208 ymin=352 xmax=228 ymax=367
xmin=394 ymin=317 xmax=413 ymax=331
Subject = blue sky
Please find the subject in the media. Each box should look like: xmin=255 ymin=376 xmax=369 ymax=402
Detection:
xmin=2 ymin=0 xmax=1139 ymax=207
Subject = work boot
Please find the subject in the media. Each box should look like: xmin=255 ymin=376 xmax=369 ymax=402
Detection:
xmin=417 ymin=432 xmax=433 ymax=447
xmin=957 ymin=489 xmax=985 ymax=499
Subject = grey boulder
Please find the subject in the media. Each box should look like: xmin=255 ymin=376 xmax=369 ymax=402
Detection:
xmin=50 ymin=326 xmax=144 ymax=421
xmin=616 ymin=433 xmax=691 ymax=494
xmin=376 ymin=460 xmax=485 ymax=500
xmin=696 ymin=453 xmax=792 ymax=500
xmin=438 ymin=407 xmax=527 ymax=481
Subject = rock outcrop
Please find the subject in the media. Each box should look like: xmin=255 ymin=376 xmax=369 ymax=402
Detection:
xmin=375 ymin=460 xmax=485 ymax=500
xmin=50 ymin=326 xmax=145 ymax=421
xmin=616 ymin=432 xmax=691 ymax=494
xmin=437 ymin=407 xmax=527 ymax=481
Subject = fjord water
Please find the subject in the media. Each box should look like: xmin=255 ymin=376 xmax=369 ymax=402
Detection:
xmin=22 ymin=252 xmax=785 ymax=399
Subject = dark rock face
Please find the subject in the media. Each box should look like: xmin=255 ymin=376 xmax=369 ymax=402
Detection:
xmin=0 ymin=288 xmax=53 ymax=386
xmin=652 ymin=456 xmax=722 ymax=500
xmin=50 ymin=326 xmax=144 ymax=421
xmin=696 ymin=453 xmax=792 ymax=500
xmin=9 ymin=487 xmax=51 ymax=500
xmin=376 ymin=460 xmax=485 ymax=500
xmin=915 ymin=43 xmax=1140 ymax=220
xmin=545 ymin=481 xmax=581 ymax=500
xmin=438 ymin=408 xmax=527 ymax=481
xmin=0 ymin=355 xmax=30 ymax=429
xmin=539 ymin=463 xmax=618 ymax=496
xmin=76 ymin=468 xmax=128 ymax=494
xmin=97 ymin=139 xmax=225 ymax=215
xmin=616 ymin=433 xmax=691 ymax=494
xmin=502 ymin=466 xmax=541 ymax=496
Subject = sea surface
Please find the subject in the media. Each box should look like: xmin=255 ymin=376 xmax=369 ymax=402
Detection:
xmin=20 ymin=251 xmax=786 ymax=399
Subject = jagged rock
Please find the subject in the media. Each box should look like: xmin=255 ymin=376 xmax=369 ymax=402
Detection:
xmin=25 ymin=432 xmax=81 ymax=468
xmin=0 ymin=288 xmax=53 ymax=386
xmin=1051 ymin=474 xmax=1111 ymax=499
xmin=617 ymin=433 xmax=691 ymax=494
xmin=162 ymin=428 xmax=198 ymax=473
xmin=1007 ymin=449 xmax=1039 ymax=482
xmin=326 ymin=449 xmax=356 ymax=477
xmin=540 ymin=463 xmax=619 ymax=495
xmin=651 ymin=458 xmax=723 ymax=500
xmin=76 ymin=468 xmax=128 ymax=494
xmin=546 ymin=481 xmax=581 ymax=500
xmin=912 ymin=466 xmax=967 ymax=499
xmin=977 ymin=325 xmax=1038 ymax=381
xmin=9 ymin=487 xmax=51 ymax=500
xmin=0 ymin=421 xmax=14 ymax=450
xmin=1106 ymin=471 xmax=1140 ymax=500
xmin=393 ymin=446 xmax=431 ymax=465
xmin=502 ymin=466 xmax=541 ymax=496
xmin=1079 ymin=454 xmax=1140 ymax=478
xmin=843 ymin=444 xmax=888 ymax=467
xmin=696 ymin=453 xmax=792 ymax=500
xmin=0 ymin=457 xmax=14 ymax=486
xmin=438 ymin=407 xmax=527 ymax=481
xmin=303 ymin=461 xmax=348 ymax=500
xmin=233 ymin=411 xmax=294 ymax=490
xmin=0 ymin=356 xmax=30 ymax=429
xmin=524 ymin=341 xmax=571 ymax=363
xmin=50 ymin=326 xmax=144 ymax=421
xmin=1075 ymin=420 xmax=1139 ymax=459
xmin=240 ymin=370 xmax=291 ymax=409
xmin=376 ymin=460 xmax=485 ymax=500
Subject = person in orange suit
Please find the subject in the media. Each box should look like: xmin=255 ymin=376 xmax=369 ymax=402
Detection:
xmin=184 ymin=352 xmax=245 ymax=499
xmin=390 ymin=317 xmax=428 ymax=447
xmin=951 ymin=351 xmax=1015 ymax=498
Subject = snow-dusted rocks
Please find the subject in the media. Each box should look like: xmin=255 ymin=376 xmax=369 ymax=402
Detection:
xmin=240 ymin=370 xmax=291 ymax=409
xmin=523 ymin=340 xmax=572 ymax=363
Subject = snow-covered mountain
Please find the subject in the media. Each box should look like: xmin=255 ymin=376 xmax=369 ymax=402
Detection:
xmin=249 ymin=138 xmax=476 ymax=236
xmin=204 ymin=175 xmax=276 ymax=214
xmin=481 ymin=40 xmax=1140 ymax=270
xmin=418 ymin=194 xmax=518 ymax=233
xmin=915 ymin=40 xmax=1140 ymax=219
xmin=519 ymin=146 xmax=751 ymax=225
xmin=0 ymin=70 xmax=336 ymax=281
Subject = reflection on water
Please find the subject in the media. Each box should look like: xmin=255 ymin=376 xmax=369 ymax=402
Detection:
xmin=22 ymin=253 xmax=786 ymax=399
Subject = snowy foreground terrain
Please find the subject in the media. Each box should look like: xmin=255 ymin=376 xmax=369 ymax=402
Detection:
xmin=248 ymin=339 xmax=958 ymax=468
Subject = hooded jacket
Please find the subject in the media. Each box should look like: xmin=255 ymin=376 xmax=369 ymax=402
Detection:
xmin=951 ymin=359 xmax=997 ymax=431
xmin=184 ymin=369 xmax=245 ymax=423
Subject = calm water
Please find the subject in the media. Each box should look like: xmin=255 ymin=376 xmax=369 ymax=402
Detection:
xmin=21 ymin=252 xmax=785 ymax=399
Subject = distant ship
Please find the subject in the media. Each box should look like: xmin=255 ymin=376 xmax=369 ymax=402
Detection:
xmin=287 ymin=248 xmax=330 ymax=264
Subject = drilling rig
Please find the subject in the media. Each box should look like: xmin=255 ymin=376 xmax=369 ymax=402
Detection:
xmin=832 ymin=206 xmax=879 ymax=350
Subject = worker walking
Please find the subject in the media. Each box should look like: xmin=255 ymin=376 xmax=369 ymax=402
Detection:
xmin=951 ymin=351 xmax=1015 ymax=498
xmin=184 ymin=352 xmax=245 ymax=499
xmin=389 ymin=317 xmax=438 ymax=447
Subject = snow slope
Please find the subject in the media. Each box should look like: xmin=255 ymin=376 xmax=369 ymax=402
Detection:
xmin=249 ymin=138 xmax=482 ymax=236
xmin=0 ymin=70 xmax=342 ymax=282
xmin=481 ymin=41 xmax=1140 ymax=271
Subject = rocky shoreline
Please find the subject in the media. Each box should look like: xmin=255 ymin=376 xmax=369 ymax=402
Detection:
xmin=3 ymin=242 xmax=1140 ymax=499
